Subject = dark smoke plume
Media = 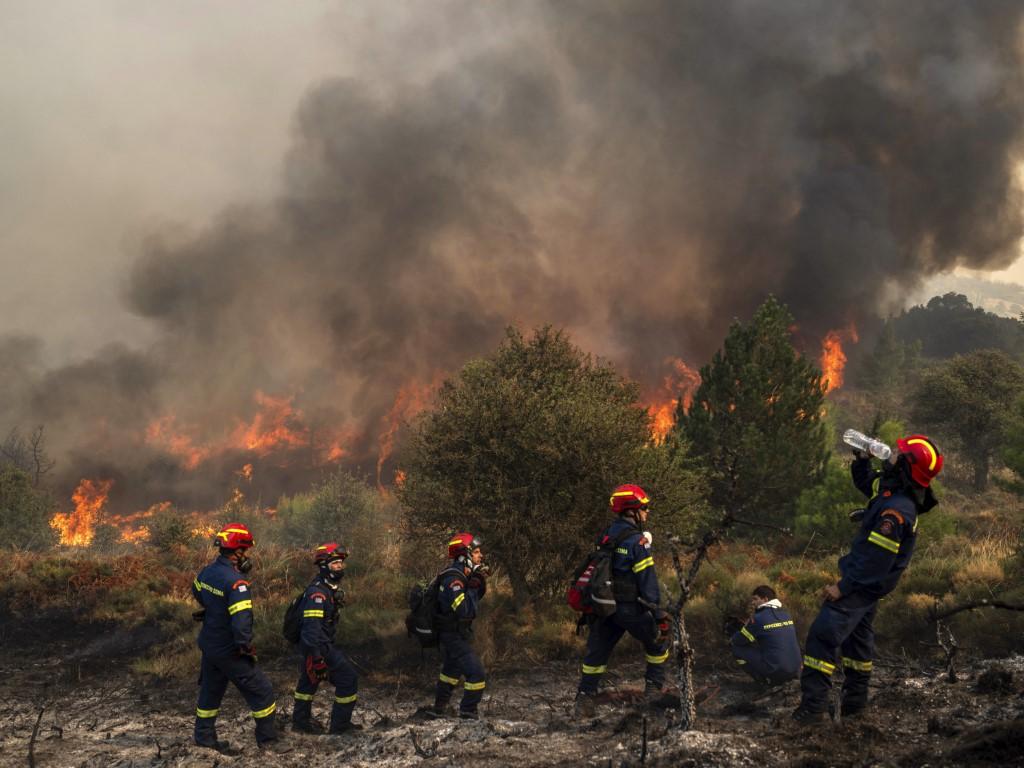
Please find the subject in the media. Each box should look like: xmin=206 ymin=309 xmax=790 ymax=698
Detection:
xmin=3 ymin=1 xmax=1023 ymax=511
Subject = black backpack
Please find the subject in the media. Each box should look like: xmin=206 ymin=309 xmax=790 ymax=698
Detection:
xmin=282 ymin=590 xmax=305 ymax=644
xmin=405 ymin=568 xmax=461 ymax=647
xmin=566 ymin=528 xmax=637 ymax=617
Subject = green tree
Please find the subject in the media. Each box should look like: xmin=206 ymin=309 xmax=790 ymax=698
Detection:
xmin=398 ymin=326 xmax=708 ymax=603
xmin=912 ymin=350 xmax=1024 ymax=490
xmin=0 ymin=465 xmax=57 ymax=549
xmin=1000 ymin=393 xmax=1024 ymax=494
xmin=678 ymin=296 xmax=829 ymax=528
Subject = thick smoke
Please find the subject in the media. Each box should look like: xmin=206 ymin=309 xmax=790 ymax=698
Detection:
xmin=3 ymin=1 xmax=1023 ymax=510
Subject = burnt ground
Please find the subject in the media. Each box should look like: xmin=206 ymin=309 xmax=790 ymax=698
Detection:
xmin=1 ymin=633 xmax=1023 ymax=768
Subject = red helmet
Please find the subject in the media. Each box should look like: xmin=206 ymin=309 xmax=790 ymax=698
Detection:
xmin=610 ymin=484 xmax=650 ymax=514
xmin=314 ymin=542 xmax=349 ymax=565
xmin=896 ymin=435 xmax=943 ymax=487
xmin=215 ymin=522 xmax=254 ymax=550
xmin=448 ymin=532 xmax=481 ymax=560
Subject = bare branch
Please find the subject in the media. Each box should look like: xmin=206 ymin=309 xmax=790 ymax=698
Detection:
xmin=928 ymin=599 xmax=1024 ymax=622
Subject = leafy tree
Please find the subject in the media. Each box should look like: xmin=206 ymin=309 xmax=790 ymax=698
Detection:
xmin=678 ymin=296 xmax=829 ymax=528
xmin=891 ymin=293 xmax=1024 ymax=359
xmin=147 ymin=505 xmax=194 ymax=551
xmin=0 ymin=465 xmax=57 ymax=549
xmin=912 ymin=350 xmax=1024 ymax=490
xmin=998 ymin=393 xmax=1024 ymax=495
xmin=398 ymin=326 xmax=708 ymax=603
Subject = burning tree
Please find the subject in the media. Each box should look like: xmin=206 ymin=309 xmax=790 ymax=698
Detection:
xmin=677 ymin=296 xmax=829 ymax=530
xmin=398 ymin=326 xmax=708 ymax=603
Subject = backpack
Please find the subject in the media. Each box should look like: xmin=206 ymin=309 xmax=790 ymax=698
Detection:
xmin=566 ymin=528 xmax=637 ymax=617
xmin=405 ymin=574 xmax=444 ymax=648
xmin=282 ymin=590 xmax=305 ymax=644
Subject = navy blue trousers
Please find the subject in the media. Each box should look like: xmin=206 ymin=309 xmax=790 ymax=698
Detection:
xmin=292 ymin=647 xmax=358 ymax=730
xmin=800 ymin=592 xmax=878 ymax=712
xmin=435 ymin=630 xmax=486 ymax=714
xmin=578 ymin=604 xmax=669 ymax=694
xmin=194 ymin=652 xmax=277 ymax=744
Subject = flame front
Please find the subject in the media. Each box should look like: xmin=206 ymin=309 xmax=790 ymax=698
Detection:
xmin=50 ymin=478 xmax=113 ymax=546
xmin=377 ymin=375 xmax=443 ymax=489
xmin=646 ymin=358 xmax=701 ymax=444
xmin=820 ymin=324 xmax=859 ymax=394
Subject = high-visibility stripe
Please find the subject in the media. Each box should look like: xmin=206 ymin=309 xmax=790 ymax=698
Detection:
xmin=741 ymin=627 xmax=755 ymax=642
xmin=632 ymin=557 xmax=654 ymax=573
xmin=251 ymin=702 xmax=276 ymax=719
xmin=803 ymin=655 xmax=835 ymax=675
xmin=464 ymin=681 xmax=486 ymax=691
xmin=867 ymin=531 xmax=900 ymax=554
xmin=228 ymin=599 xmax=253 ymax=615
xmin=736 ymin=659 xmax=746 ymax=665
xmin=842 ymin=657 xmax=873 ymax=672
xmin=448 ymin=538 xmax=464 ymax=547
xmin=871 ymin=477 xmax=880 ymax=497
xmin=195 ymin=580 xmax=224 ymax=597
xmin=335 ymin=694 xmax=357 ymax=704
xmin=439 ymin=673 xmax=460 ymax=685
xmin=293 ymin=692 xmax=314 ymax=701
xmin=913 ymin=517 xmax=919 ymax=533
xmin=582 ymin=664 xmax=607 ymax=675
xmin=196 ymin=707 xmax=219 ymax=718
xmin=303 ymin=609 xmax=325 ymax=618
xmin=451 ymin=593 xmax=466 ymax=610
xmin=763 ymin=620 xmax=794 ymax=629
xmin=645 ymin=651 xmax=669 ymax=664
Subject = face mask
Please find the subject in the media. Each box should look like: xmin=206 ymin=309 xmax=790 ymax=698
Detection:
xmin=236 ymin=553 xmax=253 ymax=574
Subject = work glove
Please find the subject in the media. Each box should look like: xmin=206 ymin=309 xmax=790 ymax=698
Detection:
xmin=306 ymin=655 xmax=329 ymax=684
xmin=723 ymin=616 xmax=745 ymax=638
xmin=237 ymin=644 xmax=258 ymax=663
xmin=468 ymin=571 xmax=487 ymax=598
xmin=654 ymin=610 xmax=672 ymax=645
xmin=191 ymin=609 xmax=206 ymax=622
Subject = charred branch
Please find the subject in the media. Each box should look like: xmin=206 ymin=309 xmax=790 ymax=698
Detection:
xmin=928 ymin=599 xmax=1024 ymax=622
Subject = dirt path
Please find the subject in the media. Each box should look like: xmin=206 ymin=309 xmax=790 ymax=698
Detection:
xmin=1 ymin=649 xmax=1023 ymax=767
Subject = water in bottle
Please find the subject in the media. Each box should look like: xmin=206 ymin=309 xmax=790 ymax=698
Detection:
xmin=842 ymin=429 xmax=892 ymax=461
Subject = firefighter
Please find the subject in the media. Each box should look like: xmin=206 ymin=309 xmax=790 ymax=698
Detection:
xmin=291 ymin=542 xmax=361 ymax=735
xmin=793 ymin=435 xmax=943 ymax=723
xmin=429 ymin=532 xmax=488 ymax=719
xmin=728 ymin=585 xmax=801 ymax=686
xmin=191 ymin=523 xmax=283 ymax=752
xmin=575 ymin=484 xmax=671 ymax=717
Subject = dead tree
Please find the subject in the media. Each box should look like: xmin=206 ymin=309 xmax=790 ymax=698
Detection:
xmin=1 ymin=425 xmax=55 ymax=486
xmin=926 ymin=599 xmax=1024 ymax=682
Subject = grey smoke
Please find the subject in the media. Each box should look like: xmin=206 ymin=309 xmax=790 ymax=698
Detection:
xmin=3 ymin=1 xmax=1022 ymax=508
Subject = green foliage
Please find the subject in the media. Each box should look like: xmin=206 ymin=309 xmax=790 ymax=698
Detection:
xmin=146 ymin=506 xmax=194 ymax=551
xmin=0 ymin=465 xmax=57 ymax=549
xmin=679 ymin=296 xmax=829 ymax=528
xmin=999 ymin=393 xmax=1024 ymax=495
xmin=793 ymin=456 xmax=865 ymax=549
xmin=912 ymin=350 xmax=1024 ymax=489
xmin=891 ymin=293 xmax=1024 ymax=359
xmin=398 ymin=325 xmax=708 ymax=602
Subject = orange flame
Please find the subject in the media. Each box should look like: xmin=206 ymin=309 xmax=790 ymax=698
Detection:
xmin=50 ymin=478 xmax=113 ymax=546
xmin=145 ymin=416 xmax=212 ymax=469
xmin=230 ymin=392 xmax=308 ymax=456
xmin=236 ymin=463 xmax=254 ymax=481
xmin=377 ymin=374 xmax=443 ymax=489
xmin=646 ymin=358 xmax=701 ymax=444
xmin=820 ymin=324 xmax=859 ymax=394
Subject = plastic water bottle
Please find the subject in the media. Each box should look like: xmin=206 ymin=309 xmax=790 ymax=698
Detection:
xmin=842 ymin=429 xmax=892 ymax=461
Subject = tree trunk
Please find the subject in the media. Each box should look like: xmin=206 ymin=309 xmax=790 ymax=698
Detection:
xmin=973 ymin=452 xmax=989 ymax=491
xmin=504 ymin=561 xmax=532 ymax=607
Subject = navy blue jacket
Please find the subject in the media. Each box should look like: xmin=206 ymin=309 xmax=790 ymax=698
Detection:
xmin=603 ymin=517 xmax=659 ymax=608
xmin=297 ymin=576 xmax=340 ymax=658
xmin=839 ymin=457 xmax=919 ymax=598
xmin=730 ymin=600 xmax=801 ymax=681
xmin=436 ymin=564 xmax=483 ymax=627
xmin=192 ymin=555 xmax=254 ymax=656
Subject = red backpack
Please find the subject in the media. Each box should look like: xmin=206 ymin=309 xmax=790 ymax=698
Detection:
xmin=566 ymin=528 xmax=636 ymax=617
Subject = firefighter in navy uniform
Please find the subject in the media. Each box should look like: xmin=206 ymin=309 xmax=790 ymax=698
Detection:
xmin=575 ymin=484 xmax=671 ymax=717
xmin=291 ymin=542 xmax=361 ymax=735
xmin=430 ymin=532 xmax=488 ymax=719
xmin=191 ymin=523 xmax=282 ymax=752
xmin=793 ymin=435 xmax=943 ymax=723
xmin=728 ymin=585 xmax=801 ymax=686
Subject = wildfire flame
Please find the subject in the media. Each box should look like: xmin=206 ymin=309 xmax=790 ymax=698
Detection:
xmin=50 ymin=478 xmax=113 ymax=546
xmin=646 ymin=358 xmax=701 ymax=444
xmin=377 ymin=375 xmax=443 ymax=489
xmin=236 ymin=463 xmax=254 ymax=481
xmin=820 ymin=324 xmax=859 ymax=394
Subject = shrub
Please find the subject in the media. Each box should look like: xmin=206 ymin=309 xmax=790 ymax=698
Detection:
xmin=0 ymin=465 xmax=57 ymax=549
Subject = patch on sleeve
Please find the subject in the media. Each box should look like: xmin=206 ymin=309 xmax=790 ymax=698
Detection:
xmin=878 ymin=519 xmax=895 ymax=536
xmin=313 ymin=595 xmax=323 ymax=603
xmin=451 ymin=582 xmax=462 ymax=591
xmin=237 ymin=584 xmax=247 ymax=592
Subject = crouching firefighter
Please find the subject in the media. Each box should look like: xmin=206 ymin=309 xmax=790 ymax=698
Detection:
xmin=793 ymin=435 xmax=943 ymax=724
xmin=291 ymin=542 xmax=361 ymax=735
xmin=191 ymin=523 xmax=281 ymax=752
xmin=575 ymin=484 xmax=671 ymax=717
xmin=430 ymin=533 xmax=488 ymax=720
xmin=728 ymin=585 xmax=801 ymax=686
